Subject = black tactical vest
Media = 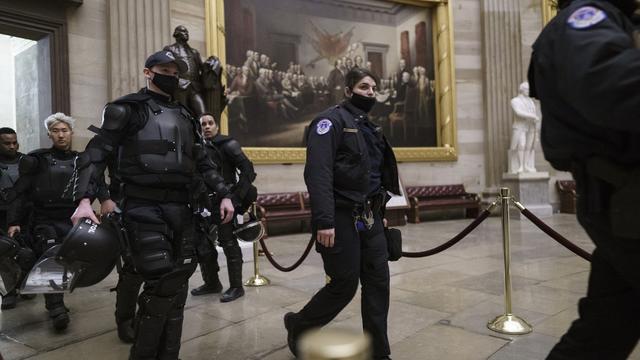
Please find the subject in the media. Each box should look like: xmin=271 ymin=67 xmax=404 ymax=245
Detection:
xmin=0 ymin=159 xmax=20 ymax=191
xmin=117 ymin=99 xmax=196 ymax=186
xmin=32 ymin=152 xmax=76 ymax=208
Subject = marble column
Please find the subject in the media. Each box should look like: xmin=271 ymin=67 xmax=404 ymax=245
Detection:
xmin=481 ymin=0 xmax=524 ymax=190
xmin=108 ymin=0 xmax=171 ymax=98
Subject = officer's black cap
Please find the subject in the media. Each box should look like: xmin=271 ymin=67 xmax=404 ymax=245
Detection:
xmin=144 ymin=50 xmax=186 ymax=72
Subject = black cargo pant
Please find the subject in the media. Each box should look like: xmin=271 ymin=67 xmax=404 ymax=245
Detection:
xmin=195 ymin=221 xmax=243 ymax=288
xmin=123 ymin=198 xmax=198 ymax=360
xmin=30 ymin=210 xmax=73 ymax=314
xmin=547 ymin=178 xmax=640 ymax=360
xmin=294 ymin=206 xmax=391 ymax=358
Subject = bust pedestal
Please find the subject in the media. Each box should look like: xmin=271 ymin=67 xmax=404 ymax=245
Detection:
xmin=501 ymin=172 xmax=553 ymax=219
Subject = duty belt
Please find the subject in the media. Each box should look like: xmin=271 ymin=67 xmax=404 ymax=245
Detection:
xmin=123 ymin=183 xmax=190 ymax=203
xmin=353 ymin=192 xmax=385 ymax=231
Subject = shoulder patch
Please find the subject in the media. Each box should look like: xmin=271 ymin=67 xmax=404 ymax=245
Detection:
xmin=316 ymin=119 xmax=333 ymax=135
xmin=567 ymin=6 xmax=606 ymax=29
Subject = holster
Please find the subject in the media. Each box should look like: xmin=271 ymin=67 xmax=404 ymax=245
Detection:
xmin=385 ymin=227 xmax=402 ymax=261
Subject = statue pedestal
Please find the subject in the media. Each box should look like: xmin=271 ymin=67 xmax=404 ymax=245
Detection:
xmin=502 ymin=172 xmax=553 ymax=219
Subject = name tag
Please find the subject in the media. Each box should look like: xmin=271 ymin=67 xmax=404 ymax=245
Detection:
xmin=344 ymin=128 xmax=358 ymax=133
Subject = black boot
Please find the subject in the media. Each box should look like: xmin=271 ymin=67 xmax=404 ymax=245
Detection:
xmin=220 ymin=287 xmax=244 ymax=302
xmin=114 ymin=268 xmax=143 ymax=343
xmin=1 ymin=290 xmax=17 ymax=310
xmin=190 ymin=261 xmax=222 ymax=296
xmin=220 ymin=239 xmax=244 ymax=303
xmin=284 ymin=312 xmax=298 ymax=357
xmin=45 ymin=294 xmax=69 ymax=331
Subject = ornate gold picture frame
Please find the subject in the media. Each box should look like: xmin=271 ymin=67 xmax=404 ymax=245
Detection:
xmin=541 ymin=0 xmax=558 ymax=25
xmin=205 ymin=0 xmax=457 ymax=164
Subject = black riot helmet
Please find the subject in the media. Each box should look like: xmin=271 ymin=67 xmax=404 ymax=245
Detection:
xmin=0 ymin=235 xmax=20 ymax=296
xmin=0 ymin=234 xmax=18 ymax=260
xmin=55 ymin=218 xmax=120 ymax=291
xmin=233 ymin=212 xmax=265 ymax=243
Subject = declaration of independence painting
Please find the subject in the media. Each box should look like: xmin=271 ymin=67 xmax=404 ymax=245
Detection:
xmin=224 ymin=0 xmax=437 ymax=149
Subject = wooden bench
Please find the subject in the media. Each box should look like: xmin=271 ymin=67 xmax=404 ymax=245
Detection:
xmin=556 ymin=180 xmax=577 ymax=214
xmin=406 ymin=184 xmax=480 ymax=223
xmin=256 ymin=192 xmax=310 ymax=237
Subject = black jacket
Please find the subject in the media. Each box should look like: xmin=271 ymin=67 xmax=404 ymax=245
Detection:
xmin=205 ymin=134 xmax=256 ymax=210
xmin=304 ymin=101 xmax=399 ymax=230
xmin=529 ymin=0 xmax=640 ymax=170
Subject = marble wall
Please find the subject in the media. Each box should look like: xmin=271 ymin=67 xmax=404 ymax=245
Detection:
xmin=66 ymin=0 xmax=109 ymax=151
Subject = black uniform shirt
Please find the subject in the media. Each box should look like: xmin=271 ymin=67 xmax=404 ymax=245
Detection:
xmin=357 ymin=117 xmax=384 ymax=195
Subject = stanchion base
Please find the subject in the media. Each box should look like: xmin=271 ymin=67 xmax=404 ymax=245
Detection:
xmin=245 ymin=274 xmax=271 ymax=287
xmin=487 ymin=314 xmax=533 ymax=335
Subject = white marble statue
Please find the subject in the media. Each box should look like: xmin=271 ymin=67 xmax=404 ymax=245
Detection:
xmin=508 ymin=82 xmax=541 ymax=174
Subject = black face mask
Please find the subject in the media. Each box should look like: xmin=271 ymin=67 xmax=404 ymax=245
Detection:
xmin=349 ymin=92 xmax=376 ymax=113
xmin=151 ymin=72 xmax=179 ymax=95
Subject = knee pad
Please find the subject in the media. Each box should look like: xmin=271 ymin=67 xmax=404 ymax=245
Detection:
xmin=131 ymin=232 xmax=173 ymax=278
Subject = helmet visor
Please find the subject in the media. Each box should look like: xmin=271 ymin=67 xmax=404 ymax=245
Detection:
xmin=21 ymin=245 xmax=75 ymax=294
xmin=233 ymin=220 xmax=265 ymax=243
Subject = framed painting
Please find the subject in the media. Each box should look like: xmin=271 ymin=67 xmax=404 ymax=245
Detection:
xmin=205 ymin=0 xmax=457 ymax=164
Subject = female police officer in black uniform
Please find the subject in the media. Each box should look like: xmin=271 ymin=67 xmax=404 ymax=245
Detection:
xmin=284 ymin=68 xmax=399 ymax=360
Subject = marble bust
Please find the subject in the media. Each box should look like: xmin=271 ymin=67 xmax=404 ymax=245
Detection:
xmin=508 ymin=82 xmax=540 ymax=174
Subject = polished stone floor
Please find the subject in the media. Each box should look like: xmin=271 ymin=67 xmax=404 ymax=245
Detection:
xmin=1 ymin=213 xmax=638 ymax=359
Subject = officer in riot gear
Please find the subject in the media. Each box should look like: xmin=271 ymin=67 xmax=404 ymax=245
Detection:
xmin=529 ymin=0 xmax=640 ymax=358
xmin=190 ymin=113 xmax=256 ymax=302
xmin=284 ymin=68 xmax=399 ymax=360
xmin=0 ymin=127 xmax=22 ymax=231
xmin=0 ymin=127 xmax=36 ymax=309
xmin=6 ymin=113 xmax=78 ymax=330
xmin=70 ymin=50 xmax=234 ymax=360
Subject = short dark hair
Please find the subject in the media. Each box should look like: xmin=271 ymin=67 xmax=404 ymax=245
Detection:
xmin=0 ymin=128 xmax=16 ymax=136
xmin=344 ymin=68 xmax=379 ymax=90
xmin=199 ymin=112 xmax=217 ymax=121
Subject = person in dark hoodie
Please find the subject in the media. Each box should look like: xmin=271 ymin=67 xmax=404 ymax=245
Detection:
xmin=529 ymin=0 xmax=640 ymax=358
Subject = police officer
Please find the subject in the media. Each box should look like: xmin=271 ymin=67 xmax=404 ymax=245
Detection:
xmin=7 ymin=114 xmax=78 ymax=330
xmin=190 ymin=113 xmax=256 ymax=302
xmin=284 ymin=68 xmax=399 ymax=360
xmin=529 ymin=0 xmax=640 ymax=358
xmin=70 ymin=50 xmax=234 ymax=360
xmin=0 ymin=127 xmax=35 ymax=310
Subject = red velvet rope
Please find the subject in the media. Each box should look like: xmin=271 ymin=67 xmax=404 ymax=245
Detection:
xmin=402 ymin=209 xmax=492 ymax=258
xmin=259 ymin=236 xmax=316 ymax=272
xmin=519 ymin=208 xmax=592 ymax=262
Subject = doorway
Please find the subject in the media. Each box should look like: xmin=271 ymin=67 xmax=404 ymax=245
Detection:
xmin=0 ymin=34 xmax=52 ymax=151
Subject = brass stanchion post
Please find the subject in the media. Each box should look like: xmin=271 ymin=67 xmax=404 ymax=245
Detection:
xmin=487 ymin=187 xmax=532 ymax=335
xmin=244 ymin=203 xmax=270 ymax=287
